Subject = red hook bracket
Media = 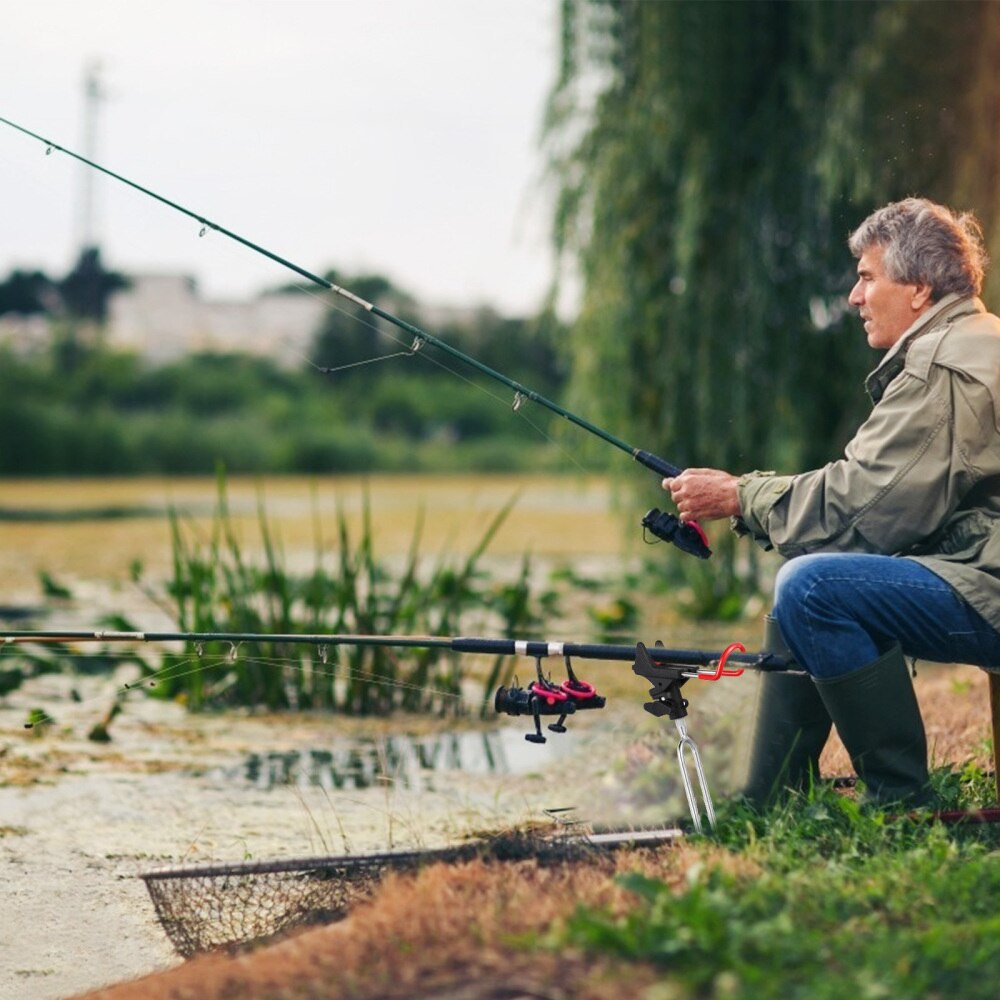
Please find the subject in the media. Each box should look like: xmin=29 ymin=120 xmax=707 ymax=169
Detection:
xmin=698 ymin=642 xmax=746 ymax=681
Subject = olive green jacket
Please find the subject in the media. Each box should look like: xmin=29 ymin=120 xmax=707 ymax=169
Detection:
xmin=735 ymin=293 xmax=1000 ymax=632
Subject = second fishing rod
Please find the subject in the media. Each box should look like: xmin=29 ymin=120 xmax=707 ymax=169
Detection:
xmin=0 ymin=113 xmax=709 ymax=559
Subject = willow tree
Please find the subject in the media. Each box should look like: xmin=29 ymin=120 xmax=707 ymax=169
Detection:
xmin=547 ymin=0 xmax=1000 ymax=480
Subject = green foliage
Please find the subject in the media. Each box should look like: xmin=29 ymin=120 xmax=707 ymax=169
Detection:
xmin=59 ymin=247 xmax=128 ymax=322
xmin=24 ymin=707 xmax=52 ymax=734
xmin=0 ymin=667 xmax=25 ymax=698
xmin=312 ymin=277 xmax=565 ymax=398
xmin=0 ymin=268 xmax=56 ymax=316
xmin=675 ymin=532 xmax=761 ymax=622
xmin=548 ymin=0 xmax=1000 ymax=481
xmin=586 ymin=593 xmax=639 ymax=643
xmin=0 ymin=260 xmax=569 ymax=476
xmin=0 ymin=248 xmax=126 ymax=321
xmin=564 ymin=777 xmax=1000 ymax=999
xmin=0 ymin=334 xmax=564 ymax=475
xmin=38 ymin=571 xmax=72 ymax=600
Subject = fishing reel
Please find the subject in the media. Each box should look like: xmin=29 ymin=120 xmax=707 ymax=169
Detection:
xmin=641 ymin=508 xmax=712 ymax=559
xmin=494 ymin=655 xmax=606 ymax=744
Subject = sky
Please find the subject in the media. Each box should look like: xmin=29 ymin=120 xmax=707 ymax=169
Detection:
xmin=0 ymin=0 xmax=563 ymax=316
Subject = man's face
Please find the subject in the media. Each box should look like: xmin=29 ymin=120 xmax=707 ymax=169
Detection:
xmin=848 ymin=245 xmax=932 ymax=350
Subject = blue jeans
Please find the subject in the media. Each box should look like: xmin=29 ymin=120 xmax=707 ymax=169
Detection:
xmin=772 ymin=553 xmax=1000 ymax=678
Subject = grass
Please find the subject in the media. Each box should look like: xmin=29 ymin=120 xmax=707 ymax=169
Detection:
xmin=0 ymin=474 xmax=566 ymax=725
xmin=565 ymin=782 xmax=1000 ymax=1000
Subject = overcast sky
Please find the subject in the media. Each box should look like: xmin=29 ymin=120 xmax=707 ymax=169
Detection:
xmin=0 ymin=0 xmax=563 ymax=315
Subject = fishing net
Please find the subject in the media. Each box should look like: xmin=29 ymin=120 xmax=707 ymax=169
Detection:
xmin=140 ymin=828 xmax=680 ymax=957
xmin=141 ymin=849 xmax=429 ymax=958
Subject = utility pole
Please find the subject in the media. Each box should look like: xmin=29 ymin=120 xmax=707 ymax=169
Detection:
xmin=63 ymin=60 xmax=124 ymax=323
xmin=77 ymin=59 xmax=105 ymax=253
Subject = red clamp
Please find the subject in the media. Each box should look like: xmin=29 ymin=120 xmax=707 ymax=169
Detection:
xmin=698 ymin=642 xmax=746 ymax=681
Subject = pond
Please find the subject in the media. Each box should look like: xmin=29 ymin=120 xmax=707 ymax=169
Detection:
xmin=0 ymin=472 xmax=626 ymax=607
xmin=227 ymin=726 xmax=570 ymax=792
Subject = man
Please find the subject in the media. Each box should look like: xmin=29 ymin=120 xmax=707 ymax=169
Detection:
xmin=664 ymin=198 xmax=1000 ymax=807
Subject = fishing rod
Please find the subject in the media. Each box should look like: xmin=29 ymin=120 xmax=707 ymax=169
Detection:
xmin=3 ymin=627 xmax=780 ymax=831
xmin=0 ymin=114 xmax=709 ymax=559
xmin=0 ymin=627 xmax=784 ymax=668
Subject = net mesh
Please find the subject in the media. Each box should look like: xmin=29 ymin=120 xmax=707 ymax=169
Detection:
xmin=140 ymin=828 xmax=680 ymax=957
xmin=142 ymin=852 xmax=418 ymax=958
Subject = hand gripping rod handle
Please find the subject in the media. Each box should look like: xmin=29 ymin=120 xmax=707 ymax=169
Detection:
xmin=632 ymin=449 xmax=683 ymax=480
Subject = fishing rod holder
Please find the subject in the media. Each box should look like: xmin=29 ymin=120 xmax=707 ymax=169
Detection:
xmin=632 ymin=641 xmax=719 ymax=833
xmin=494 ymin=655 xmax=605 ymax=744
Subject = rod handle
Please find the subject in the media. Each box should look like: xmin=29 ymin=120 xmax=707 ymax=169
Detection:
xmin=632 ymin=449 xmax=683 ymax=479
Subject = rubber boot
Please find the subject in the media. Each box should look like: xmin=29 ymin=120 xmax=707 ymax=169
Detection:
xmin=815 ymin=643 xmax=933 ymax=808
xmin=740 ymin=616 xmax=833 ymax=809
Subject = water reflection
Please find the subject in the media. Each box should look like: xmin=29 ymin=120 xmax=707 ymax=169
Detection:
xmin=230 ymin=727 xmax=565 ymax=791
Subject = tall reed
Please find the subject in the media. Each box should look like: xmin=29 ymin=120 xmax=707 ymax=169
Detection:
xmin=160 ymin=474 xmax=546 ymax=715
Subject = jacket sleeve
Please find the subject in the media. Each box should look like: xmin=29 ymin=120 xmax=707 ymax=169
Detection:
xmin=734 ymin=365 xmax=984 ymax=558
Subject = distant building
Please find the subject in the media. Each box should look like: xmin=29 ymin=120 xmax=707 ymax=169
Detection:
xmin=0 ymin=270 xmax=502 ymax=366
xmin=105 ymin=273 xmax=327 ymax=366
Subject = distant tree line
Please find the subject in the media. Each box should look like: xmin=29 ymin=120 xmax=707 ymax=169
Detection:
xmin=0 ymin=247 xmax=127 ymax=322
xmin=0 ymin=264 xmax=568 ymax=476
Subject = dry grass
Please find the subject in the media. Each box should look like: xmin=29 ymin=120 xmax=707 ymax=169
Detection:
xmin=0 ymin=474 xmax=620 ymax=598
xmin=75 ymin=842 xmax=752 ymax=1000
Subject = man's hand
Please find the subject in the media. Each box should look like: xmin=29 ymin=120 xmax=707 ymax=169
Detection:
xmin=662 ymin=468 xmax=741 ymax=522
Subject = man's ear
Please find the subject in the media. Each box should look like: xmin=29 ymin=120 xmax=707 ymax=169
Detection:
xmin=912 ymin=283 xmax=933 ymax=311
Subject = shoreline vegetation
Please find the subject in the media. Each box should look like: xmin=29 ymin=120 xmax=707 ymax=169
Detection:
xmin=73 ymin=732 xmax=1000 ymax=1000
xmin=0 ymin=470 xmax=765 ymax=729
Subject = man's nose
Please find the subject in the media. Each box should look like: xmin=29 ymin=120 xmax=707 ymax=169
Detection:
xmin=848 ymin=279 xmax=864 ymax=306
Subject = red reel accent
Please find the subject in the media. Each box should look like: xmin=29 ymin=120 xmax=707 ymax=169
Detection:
xmin=529 ymin=681 xmax=569 ymax=705
xmin=687 ymin=519 xmax=711 ymax=550
xmin=698 ymin=641 xmax=746 ymax=681
xmin=560 ymin=678 xmax=597 ymax=700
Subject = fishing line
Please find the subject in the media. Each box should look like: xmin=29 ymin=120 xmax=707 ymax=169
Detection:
xmin=310 ymin=351 xmax=418 ymax=376
xmin=132 ymin=647 xmax=466 ymax=702
xmin=15 ymin=649 xmax=207 ymax=731
xmin=14 ymin=640 xmax=467 ymax=730
xmin=219 ymin=652 xmax=467 ymax=703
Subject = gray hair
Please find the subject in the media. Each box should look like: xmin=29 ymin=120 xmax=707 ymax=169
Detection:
xmin=848 ymin=197 xmax=989 ymax=300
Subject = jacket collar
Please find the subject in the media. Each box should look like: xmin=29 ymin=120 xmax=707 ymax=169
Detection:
xmin=865 ymin=293 xmax=984 ymax=403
